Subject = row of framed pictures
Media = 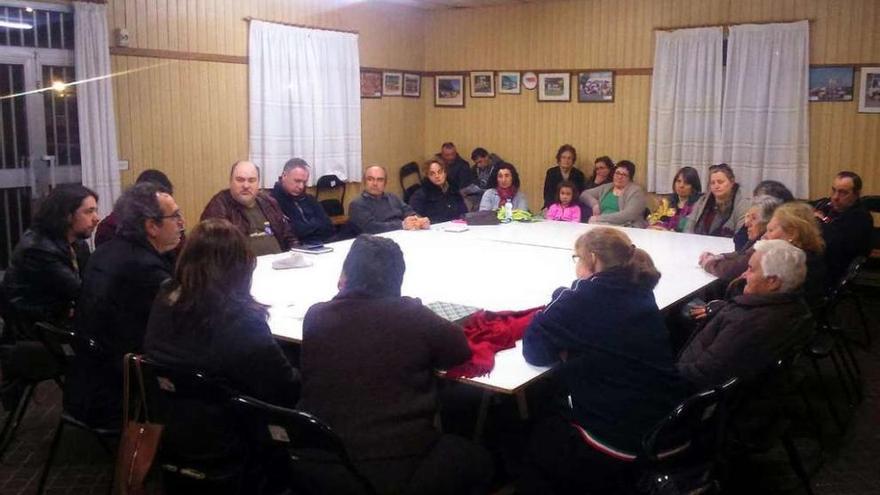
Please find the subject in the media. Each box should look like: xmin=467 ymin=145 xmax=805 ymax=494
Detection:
xmin=809 ymin=66 xmax=880 ymax=113
xmin=360 ymin=70 xmax=615 ymax=107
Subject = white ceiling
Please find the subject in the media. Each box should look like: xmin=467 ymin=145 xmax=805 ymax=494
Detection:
xmin=376 ymin=0 xmax=538 ymax=10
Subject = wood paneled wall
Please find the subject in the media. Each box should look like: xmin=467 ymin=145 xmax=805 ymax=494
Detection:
xmin=107 ymin=0 xmax=426 ymax=221
xmin=424 ymin=0 xmax=880 ymax=203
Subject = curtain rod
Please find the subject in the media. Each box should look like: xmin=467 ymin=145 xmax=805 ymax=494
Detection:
xmin=243 ymin=17 xmax=358 ymax=35
xmin=655 ymin=19 xmax=814 ymax=32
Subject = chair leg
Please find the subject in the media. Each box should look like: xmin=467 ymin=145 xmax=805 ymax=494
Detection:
xmin=809 ymin=359 xmax=846 ymax=434
xmin=827 ymin=350 xmax=855 ymax=406
xmin=781 ymin=432 xmax=816 ymax=495
xmin=833 ymin=339 xmax=863 ymax=404
xmin=0 ymin=382 xmax=35 ymax=458
xmin=36 ymin=420 xmax=65 ymax=495
xmin=854 ymin=296 xmax=871 ymax=348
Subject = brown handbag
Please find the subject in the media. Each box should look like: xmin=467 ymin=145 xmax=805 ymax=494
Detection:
xmin=113 ymin=354 xmax=164 ymax=495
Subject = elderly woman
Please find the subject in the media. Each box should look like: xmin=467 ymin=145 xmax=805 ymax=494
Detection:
xmin=409 ymin=159 xmax=468 ymax=223
xmin=521 ymin=228 xmax=688 ymax=494
xmin=698 ymin=195 xmax=784 ymax=283
xmin=650 ymin=166 xmax=703 ymax=232
xmin=732 ymin=180 xmax=794 ymax=251
xmin=144 ymin=219 xmax=300 ymax=491
xmin=580 ymin=160 xmax=647 ymax=227
xmin=584 ymin=156 xmax=614 ymax=190
xmin=678 ymin=240 xmax=811 ymax=388
xmin=542 ymin=144 xmax=586 ymax=210
xmin=479 ymin=162 xmax=529 ymax=212
xmin=684 ymin=164 xmax=750 ymax=238
xmin=763 ymin=201 xmax=827 ymax=307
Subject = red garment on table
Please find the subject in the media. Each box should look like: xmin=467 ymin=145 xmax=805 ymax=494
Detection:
xmin=446 ymin=307 xmax=544 ymax=379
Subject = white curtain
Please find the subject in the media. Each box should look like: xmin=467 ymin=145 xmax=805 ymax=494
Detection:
xmin=73 ymin=2 xmax=120 ymax=216
xmin=647 ymin=27 xmax=724 ymax=193
xmin=721 ymin=21 xmax=810 ymax=198
xmin=249 ymin=21 xmax=362 ymax=186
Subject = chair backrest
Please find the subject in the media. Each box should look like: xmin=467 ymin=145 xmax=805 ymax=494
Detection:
xmin=33 ymin=321 xmax=98 ymax=372
xmin=232 ymin=395 xmax=376 ymax=495
xmin=825 ymin=255 xmax=866 ymax=315
xmin=399 ymin=162 xmax=421 ymax=203
xmin=316 ymin=175 xmax=346 ymax=217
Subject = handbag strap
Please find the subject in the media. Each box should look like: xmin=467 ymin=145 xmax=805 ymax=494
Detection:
xmin=134 ymin=356 xmax=152 ymax=422
xmin=122 ymin=353 xmax=132 ymax=424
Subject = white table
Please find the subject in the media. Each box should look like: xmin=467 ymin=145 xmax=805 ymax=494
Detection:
xmin=253 ymin=221 xmax=733 ymax=395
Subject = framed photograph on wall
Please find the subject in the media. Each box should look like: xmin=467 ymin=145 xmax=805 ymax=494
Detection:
xmin=809 ymin=66 xmax=854 ymax=102
xmin=858 ymin=67 xmax=880 ymax=113
xmin=470 ymin=71 xmax=495 ymax=97
xmin=498 ymin=72 xmax=521 ymax=94
xmin=403 ymin=73 xmax=421 ymax=97
xmin=577 ymin=71 xmax=614 ymax=102
xmin=537 ymin=73 xmax=570 ymax=102
xmin=383 ymin=72 xmax=403 ymax=96
xmin=360 ymin=71 xmax=382 ymax=98
xmin=435 ymin=74 xmax=465 ymax=107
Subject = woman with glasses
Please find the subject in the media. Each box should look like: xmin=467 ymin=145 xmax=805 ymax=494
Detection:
xmin=579 ymin=160 xmax=648 ymax=227
xmin=520 ymin=228 xmax=688 ymax=494
xmin=584 ymin=156 xmax=614 ymax=190
xmin=684 ymin=164 xmax=751 ymax=238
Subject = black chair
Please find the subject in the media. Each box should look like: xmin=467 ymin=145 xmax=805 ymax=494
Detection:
xmin=399 ymin=162 xmax=421 ymax=204
xmin=33 ymin=321 xmax=117 ymax=495
xmin=316 ymin=174 xmax=347 ymax=218
xmin=233 ymin=395 xmax=377 ymax=495
xmin=635 ymin=377 xmax=738 ymax=494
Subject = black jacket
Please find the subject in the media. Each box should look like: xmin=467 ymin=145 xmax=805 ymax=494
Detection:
xmin=143 ymin=286 xmax=300 ymax=480
xmin=270 ymin=181 xmax=334 ymax=245
xmin=446 ymin=156 xmax=476 ymax=192
xmin=409 ymin=180 xmax=468 ymax=224
xmin=812 ymin=199 xmax=873 ymax=284
xmin=0 ymin=229 xmax=89 ymax=322
xmin=543 ymin=166 xmax=587 ymax=209
xmin=64 ymin=235 xmax=173 ymax=427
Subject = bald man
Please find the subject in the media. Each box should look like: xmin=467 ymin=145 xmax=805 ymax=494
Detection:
xmin=201 ymin=160 xmax=297 ymax=255
xmin=349 ymin=166 xmax=429 ymax=234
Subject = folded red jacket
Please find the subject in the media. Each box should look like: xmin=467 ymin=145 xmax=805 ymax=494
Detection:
xmin=446 ymin=306 xmax=543 ymax=379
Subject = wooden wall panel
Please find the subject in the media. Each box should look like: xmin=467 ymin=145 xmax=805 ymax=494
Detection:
xmin=108 ymin=0 xmax=426 ymax=220
xmin=424 ymin=0 xmax=880 ymax=204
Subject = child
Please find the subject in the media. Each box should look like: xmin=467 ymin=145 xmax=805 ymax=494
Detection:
xmin=545 ymin=181 xmax=582 ymax=223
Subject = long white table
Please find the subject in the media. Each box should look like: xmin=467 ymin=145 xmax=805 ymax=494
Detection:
xmin=252 ymin=221 xmax=733 ymax=395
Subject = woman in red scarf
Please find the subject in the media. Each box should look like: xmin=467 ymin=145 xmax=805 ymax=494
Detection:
xmin=478 ymin=162 xmax=529 ymax=212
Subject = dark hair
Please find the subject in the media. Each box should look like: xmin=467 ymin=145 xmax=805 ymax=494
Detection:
xmin=556 ymin=144 xmax=577 ymax=164
xmin=707 ymin=163 xmax=735 ymax=182
xmin=440 ymin=142 xmax=456 ymax=152
xmin=556 ymin=180 xmax=578 ymax=202
xmin=615 ymin=160 xmax=636 ymax=181
xmin=282 ymin=158 xmax=310 ymax=174
xmin=753 ymin=180 xmax=794 ymax=203
xmin=229 ymin=160 xmax=261 ymax=179
xmin=836 ymin=171 xmax=863 ymax=194
xmin=471 ymin=147 xmax=489 ymax=161
xmin=423 ymin=158 xmax=447 ymax=177
xmin=341 ymin=235 xmax=405 ymax=298
xmin=489 ymin=162 xmax=521 ymax=189
xmin=590 ymin=156 xmax=614 ymax=185
xmin=31 ymin=184 xmax=98 ymax=239
xmin=168 ymin=218 xmax=266 ymax=330
xmin=114 ymin=182 xmax=164 ymax=242
xmin=135 ymin=169 xmax=173 ymax=194
xmin=672 ymin=166 xmax=702 ymax=196
xmin=575 ymin=227 xmax=660 ymax=290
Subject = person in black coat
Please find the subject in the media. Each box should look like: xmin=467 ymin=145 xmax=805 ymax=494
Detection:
xmin=409 ymin=159 xmax=468 ymax=224
xmin=145 ymin=218 xmax=300 ymax=493
xmin=270 ymin=158 xmax=334 ymax=245
xmin=520 ymin=228 xmax=688 ymax=495
xmin=64 ymin=183 xmax=184 ymax=428
xmin=1 ymin=184 xmax=99 ymax=323
xmin=812 ymin=171 xmax=874 ymax=284
xmin=542 ymin=144 xmax=586 ymax=210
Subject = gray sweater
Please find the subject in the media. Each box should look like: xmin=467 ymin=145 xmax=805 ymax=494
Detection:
xmin=580 ymin=182 xmax=647 ymax=227
xmin=349 ymin=191 xmax=415 ymax=234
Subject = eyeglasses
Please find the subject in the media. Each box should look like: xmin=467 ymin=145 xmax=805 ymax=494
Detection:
xmin=613 ymin=170 xmax=630 ymax=177
xmin=156 ymin=210 xmax=183 ymax=222
xmin=571 ymin=254 xmax=581 ymax=263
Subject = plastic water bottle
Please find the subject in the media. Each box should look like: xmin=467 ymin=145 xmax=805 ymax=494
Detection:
xmin=504 ymin=199 xmax=513 ymax=223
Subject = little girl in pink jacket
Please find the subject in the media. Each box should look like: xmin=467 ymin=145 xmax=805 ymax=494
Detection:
xmin=546 ymin=181 xmax=582 ymax=223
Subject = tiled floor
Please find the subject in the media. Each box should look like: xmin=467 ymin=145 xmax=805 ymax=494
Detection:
xmin=1 ymin=290 xmax=878 ymax=494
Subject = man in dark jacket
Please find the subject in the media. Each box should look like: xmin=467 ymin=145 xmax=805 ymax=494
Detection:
xmin=201 ymin=160 xmax=297 ymax=255
xmin=678 ymin=239 xmax=812 ymax=389
xmin=270 ymin=158 xmax=334 ymax=245
xmin=64 ymin=182 xmax=184 ymax=428
xmin=1 ymin=184 xmax=99 ymax=323
xmin=812 ymin=171 xmax=874 ymax=284
xmin=298 ymin=235 xmax=491 ymax=494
